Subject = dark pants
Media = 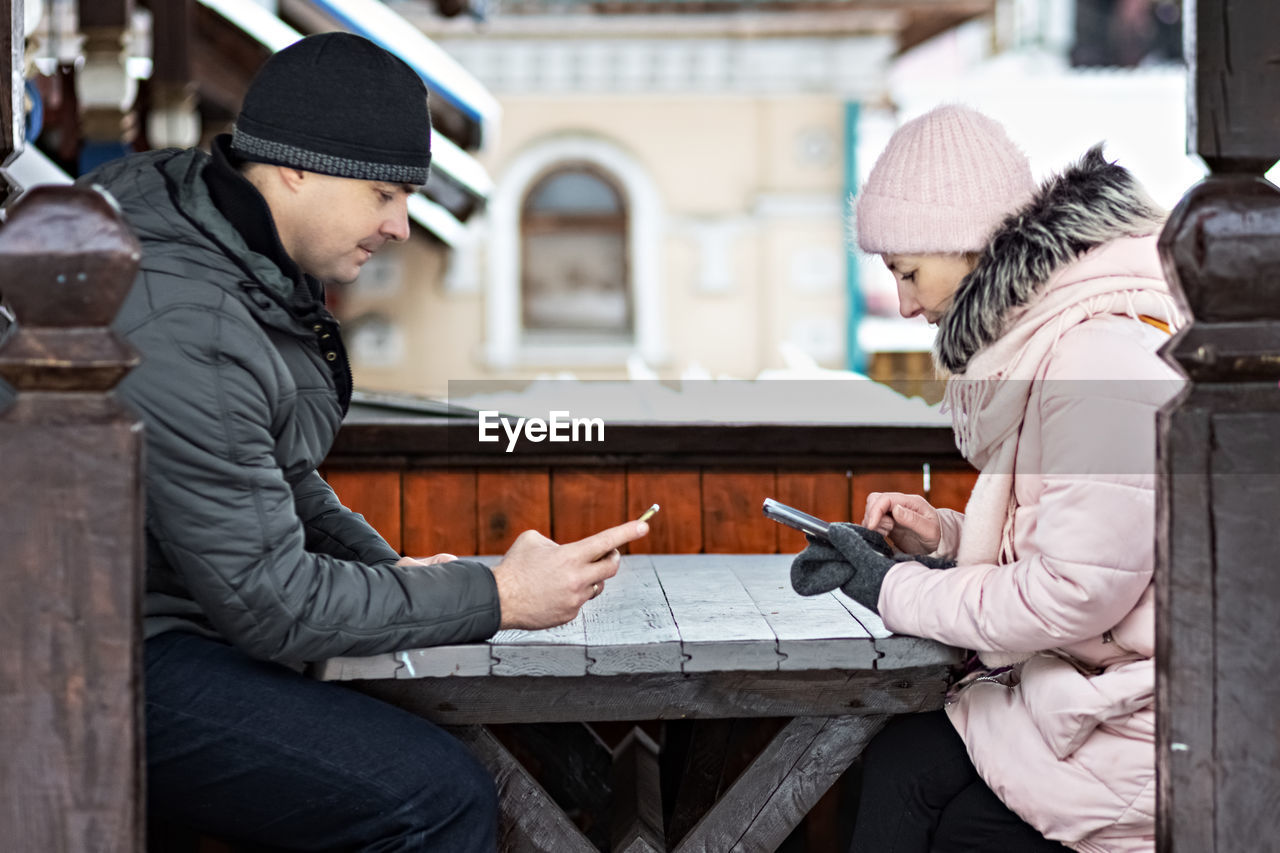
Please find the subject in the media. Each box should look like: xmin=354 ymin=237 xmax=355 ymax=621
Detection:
xmin=850 ymin=711 xmax=1070 ymax=853
xmin=145 ymin=632 xmax=498 ymax=852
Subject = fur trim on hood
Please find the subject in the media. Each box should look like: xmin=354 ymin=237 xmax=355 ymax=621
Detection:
xmin=935 ymin=145 xmax=1165 ymax=374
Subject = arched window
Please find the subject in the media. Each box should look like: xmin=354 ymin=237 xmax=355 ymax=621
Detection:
xmin=520 ymin=165 xmax=632 ymax=342
xmin=484 ymin=135 xmax=664 ymax=369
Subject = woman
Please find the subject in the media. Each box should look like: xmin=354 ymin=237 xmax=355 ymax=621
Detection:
xmin=791 ymin=105 xmax=1182 ymax=852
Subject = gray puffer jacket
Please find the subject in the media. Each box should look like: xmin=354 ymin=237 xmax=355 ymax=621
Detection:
xmin=86 ymin=148 xmax=500 ymax=664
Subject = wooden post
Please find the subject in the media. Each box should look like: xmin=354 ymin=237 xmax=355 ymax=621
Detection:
xmin=0 ymin=185 xmax=144 ymax=853
xmin=77 ymin=0 xmax=136 ymax=160
xmin=147 ymin=0 xmax=200 ymax=150
xmin=1156 ymin=2 xmax=1280 ymax=850
xmin=2 ymin=0 xmax=25 ymax=170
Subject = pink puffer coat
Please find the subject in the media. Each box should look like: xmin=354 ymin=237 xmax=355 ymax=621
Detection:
xmin=878 ymin=150 xmax=1184 ymax=853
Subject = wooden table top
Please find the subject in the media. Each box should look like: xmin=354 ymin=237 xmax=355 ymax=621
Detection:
xmin=316 ymin=554 xmax=962 ymax=683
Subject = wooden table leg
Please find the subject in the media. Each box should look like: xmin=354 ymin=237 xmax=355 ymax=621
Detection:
xmin=450 ymin=725 xmax=599 ymax=853
xmin=672 ymin=715 xmax=888 ymax=853
xmin=612 ymin=727 xmax=666 ymax=853
xmin=664 ymin=719 xmax=735 ymax=846
xmin=492 ymin=722 xmax=613 ymax=849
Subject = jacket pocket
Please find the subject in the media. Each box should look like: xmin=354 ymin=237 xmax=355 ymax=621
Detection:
xmin=1020 ymin=654 xmax=1155 ymax=760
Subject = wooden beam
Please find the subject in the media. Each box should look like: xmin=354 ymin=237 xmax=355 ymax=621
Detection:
xmin=665 ymin=719 xmax=735 ymax=846
xmin=612 ymin=727 xmax=665 ymax=853
xmin=672 ymin=715 xmax=887 ymax=853
xmin=78 ymin=0 xmax=131 ymax=29
xmin=1187 ymin=0 xmax=1280 ymax=172
xmin=449 ymin=726 xmax=598 ymax=853
xmin=350 ymin=666 xmax=953 ymax=725
xmin=327 ymin=419 xmax=972 ymax=470
xmin=494 ymin=723 xmax=614 ymax=850
xmin=192 ymin=2 xmax=271 ymax=116
xmin=2 ymin=0 xmax=22 ymax=167
xmin=898 ymin=9 xmax=987 ymax=53
xmin=151 ymin=0 xmax=194 ymax=85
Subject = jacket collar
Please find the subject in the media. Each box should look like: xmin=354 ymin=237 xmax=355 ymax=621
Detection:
xmin=85 ymin=147 xmax=352 ymax=412
xmin=935 ymin=145 xmax=1165 ymax=374
xmin=204 ymin=134 xmax=309 ymax=296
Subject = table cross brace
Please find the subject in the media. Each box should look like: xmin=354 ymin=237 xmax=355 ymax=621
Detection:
xmin=452 ymin=714 xmax=888 ymax=853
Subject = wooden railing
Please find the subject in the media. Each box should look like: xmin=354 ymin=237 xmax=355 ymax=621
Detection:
xmin=1155 ymin=2 xmax=1280 ymax=851
xmin=322 ymin=415 xmax=978 ymax=557
xmin=0 ymin=186 xmax=145 ymax=853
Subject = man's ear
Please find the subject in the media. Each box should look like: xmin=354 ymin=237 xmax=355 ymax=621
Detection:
xmin=276 ymin=166 xmax=308 ymax=194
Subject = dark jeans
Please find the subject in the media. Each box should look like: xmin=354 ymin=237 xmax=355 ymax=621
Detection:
xmin=850 ymin=711 xmax=1070 ymax=853
xmin=145 ymin=631 xmax=498 ymax=852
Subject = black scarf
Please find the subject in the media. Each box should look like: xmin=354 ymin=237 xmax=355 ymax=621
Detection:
xmin=203 ymin=134 xmax=353 ymax=412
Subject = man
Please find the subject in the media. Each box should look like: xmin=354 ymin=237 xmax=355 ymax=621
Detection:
xmin=83 ymin=33 xmax=648 ymax=851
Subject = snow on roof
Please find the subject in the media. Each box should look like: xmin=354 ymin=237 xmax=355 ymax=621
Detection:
xmin=306 ymin=0 xmax=501 ymax=139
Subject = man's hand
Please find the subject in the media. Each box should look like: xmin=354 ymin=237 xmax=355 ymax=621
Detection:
xmin=396 ymin=554 xmax=459 ymax=567
xmin=491 ymin=521 xmax=650 ymax=630
xmin=862 ymin=492 xmax=941 ymax=554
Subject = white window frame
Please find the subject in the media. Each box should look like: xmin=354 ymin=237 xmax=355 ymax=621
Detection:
xmin=485 ymin=135 xmax=665 ymax=369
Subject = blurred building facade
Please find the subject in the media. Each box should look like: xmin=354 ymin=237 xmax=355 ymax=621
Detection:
xmin=5 ymin=1 xmax=1207 ymax=402
xmin=345 ymin=0 xmax=1199 ymax=398
xmin=343 ymin=0 xmax=994 ymax=394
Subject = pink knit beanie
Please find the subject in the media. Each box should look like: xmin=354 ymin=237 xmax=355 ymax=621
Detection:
xmin=855 ymin=105 xmax=1035 ymax=255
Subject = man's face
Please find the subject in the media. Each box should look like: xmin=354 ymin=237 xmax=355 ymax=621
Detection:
xmin=276 ymin=172 xmax=416 ymax=284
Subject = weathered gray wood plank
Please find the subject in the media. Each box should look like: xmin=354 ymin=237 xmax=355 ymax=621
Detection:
xmin=1156 ymin=404 xmax=1216 ymax=852
xmin=475 ymin=555 xmax=593 ymax=676
xmin=351 ymin=666 xmax=951 ymax=724
xmin=399 ymin=643 xmax=495 ymax=678
xmin=650 ymin=555 xmax=781 ymax=672
xmin=831 ymin=590 xmax=963 ymax=669
xmin=314 ymin=642 xmax=494 ymax=680
xmin=585 ymin=556 xmax=683 ymax=675
xmin=491 ymin=615 xmax=589 ymax=677
xmin=449 ymin=725 xmax=598 ymax=853
xmin=730 ymin=556 xmax=879 ymax=670
xmin=317 ymin=555 xmax=957 ymax=680
xmin=1210 ymin=417 xmax=1280 ymax=852
xmin=672 ymin=715 xmax=888 ymax=853
xmin=311 ymin=655 xmax=396 ymax=681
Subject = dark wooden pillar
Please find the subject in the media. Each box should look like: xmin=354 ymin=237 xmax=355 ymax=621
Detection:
xmin=1156 ymin=2 xmax=1280 ymax=851
xmin=77 ymin=0 xmax=136 ymax=158
xmin=2 ymin=0 xmax=24 ymax=170
xmin=151 ymin=0 xmax=194 ymax=99
xmin=0 ymin=185 xmax=144 ymax=853
xmin=147 ymin=0 xmax=200 ymax=150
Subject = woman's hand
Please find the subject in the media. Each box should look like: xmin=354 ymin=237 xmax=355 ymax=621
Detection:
xmin=862 ymin=492 xmax=941 ymax=554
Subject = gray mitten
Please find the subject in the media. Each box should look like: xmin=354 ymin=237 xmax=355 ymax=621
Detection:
xmin=790 ymin=522 xmax=955 ymax=613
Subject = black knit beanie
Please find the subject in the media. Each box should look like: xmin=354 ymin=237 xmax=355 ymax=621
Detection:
xmin=231 ymin=32 xmax=432 ymax=185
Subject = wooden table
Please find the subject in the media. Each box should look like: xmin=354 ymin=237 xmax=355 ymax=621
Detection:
xmin=316 ymin=555 xmax=963 ymax=853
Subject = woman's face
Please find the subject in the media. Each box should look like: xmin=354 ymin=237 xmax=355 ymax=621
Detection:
xmin=882 ymin=253 xmax=975 ymax=324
